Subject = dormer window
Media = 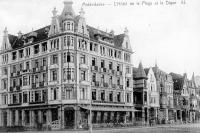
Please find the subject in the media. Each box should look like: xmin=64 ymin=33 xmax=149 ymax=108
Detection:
xmin=63 ymin=21 xmax=74 ymax=31
xmin=67 ymin=22 xmax=70 ymax=30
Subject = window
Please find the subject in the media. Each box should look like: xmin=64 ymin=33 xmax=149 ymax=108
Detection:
xmin=144 ymin=92 xmax=147 ymax=102
xmin=67 ymin=22 xmax=70 ymax=30
xmin=92 ymin=73 xmax=96 ymax=82
xmin=92 ymin=90 xmax=96 ymax=100
xmin=80 ymin=55 xmax=86 ymax=64
xmin=109 ymin=76 xmax=112 ymax=85
xmin=117 ymin=77 xmax=120 ymax=85
xmin=81 ymin=70 xmax=86 ymax=81
xmin=101 ymin=74 xmax=104 ymax=84
xmin=92 ymin=57 xmax=96 ymax=66
xmin=12 ymin=52 xmax=17 ymax=60
xmin=35 ymin=59 xmax=39 ymax=68
xmin=42 ymin=73 xmax=47 ymax=82
xmin=34 ymin=45 xmax=39 ymax=54
xmin=19 ymin=49 xmax=24 ymax=58
xmin=42 ymin=42 xmax=47 ymax=52
xmin=64 ymin=87 xmax=74 ymax=100
xmin=12 ymin=65 xmax=16 ymax=73
xmin=66 ymin=52 xmax=74 ymax=63
xmin=23 ymin=92 xmax=28 ymax=103
xmin=109 ymin=92 xmax=113 ymax=102
xmin=2 ymin=79 xmax=7 ymax=90
xmin=126 ymin=66 xmax=130 ymax=74
xmin=2 ymin=67 xmax=8 ymax=75
xmin=26 ymin=61 xmax=30 ymax=70
xmin=109 ymin=62 xmax=113 ymax=70
xmin=19 ymin=63 xmax=23 ymax=71
xmin=63 ymin=68 xmax=74 ymax=81
xmin=51 ymin=88 xmax=58 ymax=100
xmin=25 ymin=47 xmax=30 ymax=57
xmin=100 ymin=91 xmax=105 ymax=101
xmin=67 ymin=36 xmax=70 ymax=46
xmin=117 ymin=92 xmax=121 ymax=102
xmin=101 ymin=60 xmax=105 ymax=68
xmin=50 ymin=39 xmax=59 ymax=50
xmin=117 ymin=64 xmax=120 ymax=71
xmin=51 ymin=69 xmax=58 ymax=81
xmin=80 ymin=88 xmax=87 ymax=100
xmin=126 ymin=93 xmax=131 ymax=103
xmin=23 ymin=76 xmax=28 ymax=86
xmin=126 ymin=78 xmax=130 ymax=87
xmin=43 ymin=58 xmax=47 ymax=66
xmin=51 ymin=54 xmax=58 ymax=64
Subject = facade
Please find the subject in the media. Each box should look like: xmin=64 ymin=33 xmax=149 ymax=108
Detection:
xmin=144 ymin=67 xmax=159 ymax=124
xmin=0 ymin=1 xmax=134 ymax=129
xmin=153 ymin=65 xmax=174 ymax=124
xmin=133 ymin=62 xmax=149 ymax=124
xmin=170 ymin=73 xmax=190 ymax=123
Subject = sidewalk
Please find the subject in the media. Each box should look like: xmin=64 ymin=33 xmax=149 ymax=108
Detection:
xmin=26 ymin=122 xmax=200 ymax=133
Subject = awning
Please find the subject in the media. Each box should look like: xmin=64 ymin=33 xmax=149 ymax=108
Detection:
xmin=79 ymin=106 xmax=139 ymax=112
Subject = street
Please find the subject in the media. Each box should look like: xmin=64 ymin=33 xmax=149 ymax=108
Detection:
xmin=24 ymin=123 xmax=200 ymax=133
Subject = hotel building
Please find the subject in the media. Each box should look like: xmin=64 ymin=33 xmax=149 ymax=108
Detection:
xmin=0 ymin=1 xmax=134 ymax=129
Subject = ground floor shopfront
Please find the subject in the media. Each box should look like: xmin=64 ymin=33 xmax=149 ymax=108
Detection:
xmin=0 ymin=104 xmax=135 ymax=129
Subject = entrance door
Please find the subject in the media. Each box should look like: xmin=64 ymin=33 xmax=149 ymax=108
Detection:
xmin=64 ymin=109 xmax=74 ymax=128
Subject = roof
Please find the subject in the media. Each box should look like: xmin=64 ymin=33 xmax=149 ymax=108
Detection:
xmin=144 ymin=68 xmax=150 ymax=75
xmin=9 ymin=25 xmax=50 ymax=49
xmin=113 ymin=34 xmax=125 ymax=48
xmin=170 ymin=72 xmax=184 ymax=90
xmin=8 ymin=22 xmax=125 ymax=50
xmin=134 ymin=62 xmax=147 ymax=79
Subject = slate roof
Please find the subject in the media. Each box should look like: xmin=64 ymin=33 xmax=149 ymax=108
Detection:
xmin=113 ymin=34 xmax=125 ymax=48
xmin=144 ymin=68 xmax=150 ymax=76
xmin=9 ymin=25 xmax=50 ymax=49
xmin=170 ymin=72 xmax=184 ymax=90
xmin=8 ymin=22 xmax=125 ymax=50
xmin=134 ymin=62 xmax=147 ymax=79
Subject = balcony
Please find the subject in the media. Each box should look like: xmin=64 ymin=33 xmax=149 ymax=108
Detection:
xmin=40 ymin=66 xmax=47 ymax=71
xmin=80 ymin=63 xmax=88 ymax=69
xmin=29 ymin=100 xmax=46 ymax=105
xmin=93 ymin=100 xmax=125 ymax=104
xmin=100 ymin=67 xmax=106 ymax=73
xmin=116 ymin=71 xmax=122 ymax=76
xmin=91 ymin=66 xmax=98 ymax=71
xmin=8 ymin=102 xmax=22 ymax=106
xmin=92 ymin=81 xmax=100 ymax=87
xmin=118 ymin=85 xmax=123 ymax=89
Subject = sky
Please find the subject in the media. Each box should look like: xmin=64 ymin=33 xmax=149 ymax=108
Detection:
xmin=0 ymin=0 xmax=199 ymax=78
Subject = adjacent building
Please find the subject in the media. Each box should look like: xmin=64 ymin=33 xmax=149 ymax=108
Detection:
xmin=144 ymin=67 xmax=159 ymax=124
xmin=0 ymin=1 xmax=134 ymax=129
xmin=153 ymin=65 xmax=174 ymax=124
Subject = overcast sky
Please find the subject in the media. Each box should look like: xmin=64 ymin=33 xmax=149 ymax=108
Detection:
xmin=0 ymin=0 xmax=199 ymax=78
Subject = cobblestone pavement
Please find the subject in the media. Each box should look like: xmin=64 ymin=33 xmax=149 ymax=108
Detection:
xmin=11 ymin=123 xmax=200 ymax=133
